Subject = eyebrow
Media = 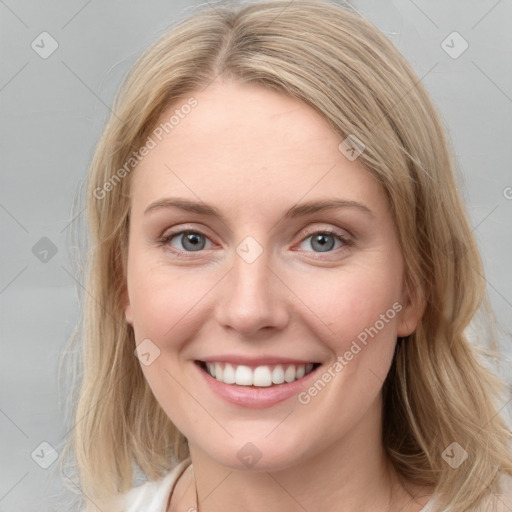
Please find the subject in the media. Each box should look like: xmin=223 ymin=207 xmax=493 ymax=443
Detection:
xmin=144 ymin=197 xmax=374 ymax=221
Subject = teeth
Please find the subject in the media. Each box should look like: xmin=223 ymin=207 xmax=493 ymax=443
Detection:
xmin=203 ymin=362 xmax=317 ymax=387
xmin=223 ymin=363 xmax=236 ymax=384
xmin=272 ymin=365 xmax=285 ymax=384
xmin=253 ymin=366 xmax=272 ymax=387
xmin=208 ymin=362 xmax=218 ymax=378
xmin=284 ymin=365 xmax=296 ymax=383
xmin=235 ymin=365 xmax=253 ymax=386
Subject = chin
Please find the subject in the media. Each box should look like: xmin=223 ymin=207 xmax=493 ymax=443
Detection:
xmin=194 ymin=434 xmax=314 ymax=473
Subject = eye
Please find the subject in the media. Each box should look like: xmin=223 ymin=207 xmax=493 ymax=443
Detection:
xmin=159 ymin=227 xmax=352 ymax=258
xmin=161 ymin=230 xmax=213 ymax=254
xmin=298 ymin=229 xmax=351 ymax=253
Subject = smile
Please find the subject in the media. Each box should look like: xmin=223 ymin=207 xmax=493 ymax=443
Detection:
xmin=195 ymin=361 xmax=321 ymax=387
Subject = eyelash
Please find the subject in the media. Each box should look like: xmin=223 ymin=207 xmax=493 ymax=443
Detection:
xmin=158 ymin=226 xmax=353 ymax=259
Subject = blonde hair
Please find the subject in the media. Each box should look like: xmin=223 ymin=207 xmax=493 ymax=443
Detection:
xmin=57 ymin=1 xmax=512 ymax=510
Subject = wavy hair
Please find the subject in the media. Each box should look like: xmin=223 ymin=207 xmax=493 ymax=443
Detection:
xmin=57 ymin=1 xmax=512 ymax=510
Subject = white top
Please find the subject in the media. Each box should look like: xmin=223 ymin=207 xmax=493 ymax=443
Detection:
xmin=122 ymin=458 xmax=512 ymax=512
xmin=123 ymin=457 xmax=192 ymax=512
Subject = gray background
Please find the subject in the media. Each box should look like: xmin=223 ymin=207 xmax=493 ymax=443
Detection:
xmin=1 ymin=1 xmax=511 ymax=510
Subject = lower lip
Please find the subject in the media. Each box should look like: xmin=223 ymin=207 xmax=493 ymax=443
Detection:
xmin=194 ymin=361 xmax=322 ymax=409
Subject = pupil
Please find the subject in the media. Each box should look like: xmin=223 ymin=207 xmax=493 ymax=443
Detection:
xmin=313 ymin=234 xmax=334 ymax=252
xmin=183 ymin=232 xmax=204 ymax=251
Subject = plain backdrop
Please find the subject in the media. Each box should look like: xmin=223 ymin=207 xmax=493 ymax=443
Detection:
xmin=1 ymin=1 xmax=511 ymax=510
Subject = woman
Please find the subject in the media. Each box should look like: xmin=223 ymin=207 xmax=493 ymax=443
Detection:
xmin=59 ymin=1 xmax=512 ymax=511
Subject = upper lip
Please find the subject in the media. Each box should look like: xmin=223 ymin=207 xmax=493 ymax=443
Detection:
xmin=196 ymin=355 xmax=321 ymax=366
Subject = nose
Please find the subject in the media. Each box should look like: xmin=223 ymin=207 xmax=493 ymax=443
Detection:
xmin=214 ymin=247 xmax=290 ymax=337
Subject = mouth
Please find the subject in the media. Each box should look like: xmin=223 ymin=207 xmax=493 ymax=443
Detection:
xmin=194 ymin=360 xmax=322 ymax=387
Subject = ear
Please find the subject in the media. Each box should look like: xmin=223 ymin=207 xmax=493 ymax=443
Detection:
xmin=397 ymin=274 xmax=426 ymax=337
xmin=122 ymin=284 xmax=133 ymax=325
xmin=119 ymin=239 xmax=133 ymax=325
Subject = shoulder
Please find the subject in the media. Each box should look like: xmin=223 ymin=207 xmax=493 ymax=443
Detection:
xmin=122 ymin=457 xmax=192 ymax=512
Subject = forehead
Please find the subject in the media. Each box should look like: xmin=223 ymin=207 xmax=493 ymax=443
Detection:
xmin=130 ymin=80 xmax=385 ymax=217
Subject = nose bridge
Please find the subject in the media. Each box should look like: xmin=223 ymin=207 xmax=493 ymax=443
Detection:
xmin=214 ymin=237 xmax=288 ymax=335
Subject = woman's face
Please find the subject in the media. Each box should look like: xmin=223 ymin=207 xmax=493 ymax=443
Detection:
xmin=124 ymin=79 xmax=423 ymax=471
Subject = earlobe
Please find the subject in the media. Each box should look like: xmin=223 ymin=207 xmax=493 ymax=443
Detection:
xmin=397 ymin=276 xmax=426 ymax=337
xmin=122 ymin=285 xmax=133 ymax=325
xmin=125 ymin=303 xmax=133 ymax=325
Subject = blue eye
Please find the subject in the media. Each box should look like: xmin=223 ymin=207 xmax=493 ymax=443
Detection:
xmin=159 ymin=228 xmax=352 ymax=258
xmin=299 ymin=230 xmax=348 ymax=253
xmin=164 ymin=231 xmax=212 ymax=252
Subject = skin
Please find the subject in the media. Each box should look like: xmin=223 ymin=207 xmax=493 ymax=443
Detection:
xmin=123 ymin=77 xmax=432 ymax=512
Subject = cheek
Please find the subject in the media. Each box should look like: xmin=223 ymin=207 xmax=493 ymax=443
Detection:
xmin=290 ymin=262 xmax=403 ymax=344
xmin=127 ymin=265 xmax=209 ymax=427
xmin=127 ymin=261 xmax=213 ymax=341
